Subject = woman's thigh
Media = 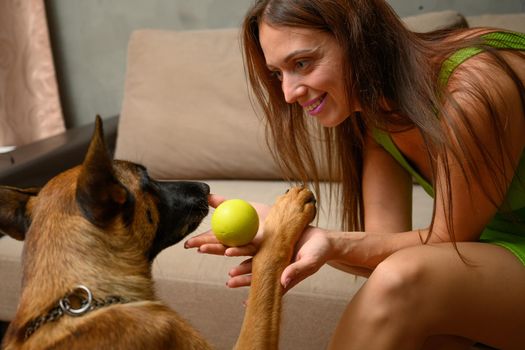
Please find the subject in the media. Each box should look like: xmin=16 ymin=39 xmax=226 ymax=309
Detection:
xmin=332 ymin=242 xmax=525 ymax=349
xmin=410 ymin=243 xmax=525 ymax=348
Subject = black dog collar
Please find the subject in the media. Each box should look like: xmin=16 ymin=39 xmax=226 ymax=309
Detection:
xmin=24 ymin=285 xmax=129 ymax=340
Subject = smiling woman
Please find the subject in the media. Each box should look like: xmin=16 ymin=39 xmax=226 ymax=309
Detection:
xmin=188 ymin=0 xmax=525 ymax=349
xmin=259 ymin=23 xmax=354 ymax=127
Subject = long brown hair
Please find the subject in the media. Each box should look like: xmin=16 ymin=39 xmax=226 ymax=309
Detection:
xmin=241 ymin=0 xmax=525 ymax=237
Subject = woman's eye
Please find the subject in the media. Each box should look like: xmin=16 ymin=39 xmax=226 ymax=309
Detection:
xmin=295 ymin=60 xmax=310 ymax=70
xmin=270 ymin=70 xmax=283 ymax=81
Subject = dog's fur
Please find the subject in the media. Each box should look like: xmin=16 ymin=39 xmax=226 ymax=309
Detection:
xmin=0 ymin=116 xmax=316 ymax=349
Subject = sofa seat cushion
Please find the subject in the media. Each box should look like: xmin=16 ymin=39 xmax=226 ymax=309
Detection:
xmin=1 ymin=236 xmax=355 ymax=350
xmin=0 ymin=180 xmax=365 ymax=349
xmin=0 ymin=180 xmax=433 ymax=348
xmin=0 ymin=232 xmax=358 ymax=350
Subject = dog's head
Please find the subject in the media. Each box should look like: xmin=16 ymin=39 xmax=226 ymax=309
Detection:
xmin=0 ymin=116 xmax=209 ymax=262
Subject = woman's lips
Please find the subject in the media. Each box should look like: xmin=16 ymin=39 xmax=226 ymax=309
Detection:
xmin=302 ymin=93 xmax=327 ymax=115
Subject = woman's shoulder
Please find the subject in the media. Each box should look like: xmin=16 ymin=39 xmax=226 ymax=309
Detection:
xmin=442 ymin=28 xmax=524 ymax=88
xmin=442 ymin=42 xmax=524 ymax=148
xmin=446 ymin=47 xmax=524 ymax=93
xmin=439 ymin=29 xmax=524 ymax=81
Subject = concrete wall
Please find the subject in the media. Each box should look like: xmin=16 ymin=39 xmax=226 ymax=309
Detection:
xmin=45 ymin=0 xmax=525 ymax=128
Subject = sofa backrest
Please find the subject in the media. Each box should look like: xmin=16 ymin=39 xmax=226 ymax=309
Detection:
xmin=116 ymin=28 xmax=281 ymax=180
xmin=115 ymin=10 xmax=467 ymax=180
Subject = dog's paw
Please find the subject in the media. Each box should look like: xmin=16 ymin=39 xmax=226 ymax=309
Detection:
xmin=263 ymin=187 xmax=316 ymax=246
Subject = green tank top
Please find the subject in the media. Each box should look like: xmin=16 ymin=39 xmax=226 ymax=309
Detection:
xmin=372 ymin=31 xmax=525 ymax=239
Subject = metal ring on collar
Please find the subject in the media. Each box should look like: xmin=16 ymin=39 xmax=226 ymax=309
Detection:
xmin=59 ymin=285 xmax=93 ymax=317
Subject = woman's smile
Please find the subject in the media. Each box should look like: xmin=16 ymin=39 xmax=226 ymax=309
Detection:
xmin=259 ymin=22 xmax=359 ymax=127
xmin=302 ymin=93 xmax=327 ymax=115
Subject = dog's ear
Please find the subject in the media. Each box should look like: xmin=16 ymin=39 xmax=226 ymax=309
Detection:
xmin=0 ymin=187 xmax=39 ymax=240
xmin=76 ymin=116 xmax=129 ymax=227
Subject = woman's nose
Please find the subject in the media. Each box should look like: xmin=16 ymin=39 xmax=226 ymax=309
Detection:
xmin=282 ymin=74 xmax=306 ymax=104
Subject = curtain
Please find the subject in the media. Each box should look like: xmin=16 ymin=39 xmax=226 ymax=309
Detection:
xmin=0 ymin=0 xmax=65 ymax=148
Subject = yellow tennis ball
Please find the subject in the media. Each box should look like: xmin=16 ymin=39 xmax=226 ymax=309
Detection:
xmin=211 ymin=199 xmax=259 ymax=247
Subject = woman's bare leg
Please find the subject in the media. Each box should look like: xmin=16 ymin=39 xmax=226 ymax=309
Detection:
xmin=328 ymin=242 xmax=525 ymax=350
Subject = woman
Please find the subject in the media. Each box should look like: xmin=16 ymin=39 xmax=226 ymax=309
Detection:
xmin=185 ymin=0 xmax=525 ymax=348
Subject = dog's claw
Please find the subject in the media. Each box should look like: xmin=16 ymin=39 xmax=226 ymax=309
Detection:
xmin=307 ymin=194 xmax=316 ymax=205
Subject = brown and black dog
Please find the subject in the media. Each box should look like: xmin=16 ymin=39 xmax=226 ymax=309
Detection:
xmin=0 ymin=116 xmax=316 ymax=349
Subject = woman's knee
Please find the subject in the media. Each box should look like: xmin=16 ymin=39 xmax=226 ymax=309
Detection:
xmin=364 ymin=250 xmax=431 ymax=316
xmin=335 ymin=251 xmax=433 ymax=346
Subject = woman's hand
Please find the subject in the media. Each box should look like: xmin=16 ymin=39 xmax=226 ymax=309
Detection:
xmin=227 ymin=225 xmax=334 ymax=293
xmin=184 ymin=194 xmax=271 ymax=257
xmin=185 ymin=194 xmax=335 ymax=293
xmin=280 ymin=226 xmax=333 ymax=292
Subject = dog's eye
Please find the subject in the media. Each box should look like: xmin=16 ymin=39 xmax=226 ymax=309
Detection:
xmin=146 ymin=209 xmax=154 ymax=224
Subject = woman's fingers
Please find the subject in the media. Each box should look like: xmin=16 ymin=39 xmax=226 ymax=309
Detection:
xmin=225 ymin=244 xmax=258 ymax=257
xmin=229 ymin=258 xmax=253 ymax=276
xmin=227 ymin=274 xmax=253 ymax=288
xmin=198 ymin=243 xmax=229 ymax=255
xmin=281 ymin=255 xmax=322 ymax=294
xmin=225 ymin=259 xmax=253 ymax=288
xmin=185 ymin=232 xmax=259 ymax=256
xmin=184 ymin=231 xmax=218 ymax=248
xmin=184 ymin=232 xmax=228 ymax=255
xmin=208 ymin=194 xmax=227 ymax=208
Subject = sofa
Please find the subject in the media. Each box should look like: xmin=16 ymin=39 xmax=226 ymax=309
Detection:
xmin=1 ymin=10 xmax=524 ymax=349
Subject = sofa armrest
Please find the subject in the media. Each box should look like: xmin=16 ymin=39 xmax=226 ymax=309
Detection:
xmin=0 ymin=115 xmax=118 ymax=188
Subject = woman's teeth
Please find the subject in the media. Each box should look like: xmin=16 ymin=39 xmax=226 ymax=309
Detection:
xmin=305 ymin=95 xmax=324 ymax=112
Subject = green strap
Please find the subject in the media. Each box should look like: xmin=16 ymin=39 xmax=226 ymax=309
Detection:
xmin=439 ymin=31 xmax=525 ymax=86
xmin=437 ymin=31 xmax=525 ymax=212
xmin=372 ymin=129 xmax=435 ymax=197
xmin=373 ymin=31 xmax=525 ymax=200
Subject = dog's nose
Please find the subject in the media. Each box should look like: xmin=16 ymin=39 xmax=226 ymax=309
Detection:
xmin=198 ymin=182 xmax=210 ymax=195
xmin=156 ymin=181 xmax=210 ymax=199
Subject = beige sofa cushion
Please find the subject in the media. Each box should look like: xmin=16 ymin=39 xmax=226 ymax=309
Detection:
xmin=116 ymin=28 xmax=280 ymax=180
xmin=0 ymin=180 xmax=433 ymax=348
xmin=403 ymin=10 xmax=468 ymax=32
xmin=467 ymin=13 xmax=525 ymax=33
xmin=115 ymin=10 xmax=468 ymax=181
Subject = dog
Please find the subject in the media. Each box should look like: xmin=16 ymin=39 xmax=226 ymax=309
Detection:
xmin=0 ymin=116 xmax=316 ymax=349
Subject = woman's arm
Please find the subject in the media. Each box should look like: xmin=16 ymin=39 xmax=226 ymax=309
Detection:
xmin=328 ymin=51 xmax=525 ymax=273
xmin=324 ymin=132 xmax=426 ymax=274
xmin=430 ymin=51 xmax=525 ymax=242
xmin=361 ymin=131 xmax=415 ymax=233
xmin=193 ymin=51 xmax=525 ymax=290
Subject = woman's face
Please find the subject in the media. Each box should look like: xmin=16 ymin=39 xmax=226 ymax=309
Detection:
xmin=259 ymin=21 xmax=359 ymax=127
